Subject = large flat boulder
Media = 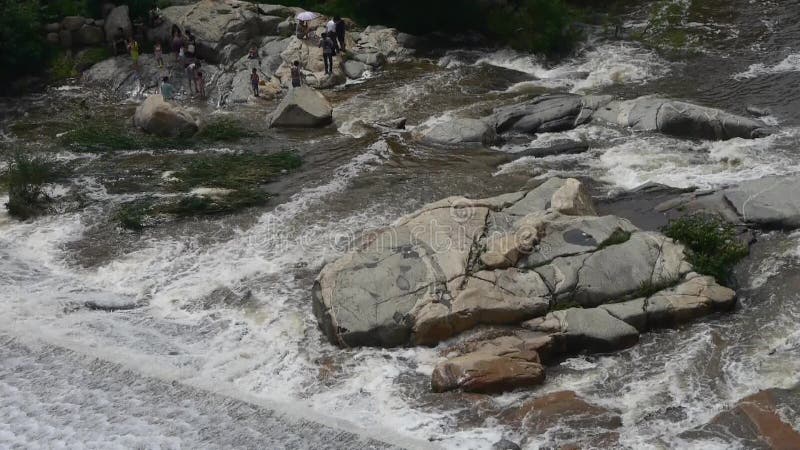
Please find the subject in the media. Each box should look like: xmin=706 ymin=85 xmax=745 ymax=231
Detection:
xmin=313 ymin=177 xmax=705 ymax=349
xmin=594 ymin=96 xmax=770 ymax=140
xmin=152 ymin=0 xmax=274 ymax=64
xmin=268 ymin=86 xmax=333 ymax=128
xmin=491 ymin=94 xmax=587 ymax=134
xmin=104 ymin=5 xmax=131 ymax=42
xmin=523 ymin=307 xmax=640 ymax=353
xmin=723 ymin=175 xmax=800 ymax=229
xmin=134 ymin=95 xmax=199 ymax=138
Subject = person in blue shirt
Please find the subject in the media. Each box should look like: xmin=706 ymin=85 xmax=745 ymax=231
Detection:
xmin=161 ymin=76 xmax=175 ymax=100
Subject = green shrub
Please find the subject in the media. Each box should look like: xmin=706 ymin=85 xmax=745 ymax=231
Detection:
xmin=663 ymin=214 xmax=749 ymax=283
xmin=60 ymin=122 xmax=141 ymax=150
xmin=3 ymin=153 xmax=58 ymax=219
xmin=196 ymin=118 xmax=254 ymax=142
xmin=76 ymin=47 xmax=111 ymax=70
xmin=172 ymin=152 xmax=302 ymax=191
xmin=49 ymin=52 xmax=78 ymax=81
xmin=115 ymin=201 xmax=149 ymax=230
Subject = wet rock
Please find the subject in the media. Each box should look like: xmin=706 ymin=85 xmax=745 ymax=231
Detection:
xmin=431 ymin=350 xmax=545 ymax=394
xmin=594 ymin=96 xmax=770 ymax=140
xmin=414 ymin=118 xmax=497 ymax=147
xmin=491 ymin=94 xmax=587 ymax=134
xmin=724 ymin=175 xmax=800 ymax=229
xmin=351 ymin=51 xmax=386 ymax=68
xmin=343 ymin=60 xmax=368 ymax=79
xmin=746 ymin=105 xmax=772 ymax=117
xmin=268 ymin=86 xmax=333 ymax=128
xmin=680 ymin=387 xmax=800 ymax=448
xmin=375 ymin=117 xmax=406 ymax=130
xmin=500 ymin=390 xmax=622 ymax=435
xmin=104 ymin=5 xmax=132 ymax=43
xmin=134 ymin=95 xmax=200 ymax=138
xmin=523 ymin=307 xmax=640 ymax=353
xmin=503 ymin=141 xmax=589 ymax=159
xmin=45 ymin=22 xmax=61 ymax=33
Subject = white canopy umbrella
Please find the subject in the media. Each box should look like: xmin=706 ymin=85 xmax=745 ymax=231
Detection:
xmin=296 ymin=11 xmax=319 ymax=21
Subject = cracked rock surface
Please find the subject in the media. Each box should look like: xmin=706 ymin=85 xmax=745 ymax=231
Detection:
xmin=312 ymin=177 xmax=738 ymax=392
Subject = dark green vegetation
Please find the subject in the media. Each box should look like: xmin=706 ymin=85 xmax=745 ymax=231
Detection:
xmin=59 ymin=117 xmax=253 ymax=151
xmin=663 ymin=214 xmax=749 ymax=284
xmin=0 ymin=0 xmax=157 ymax=86
xmin=277 ymin=0 xmax=587 ymax=55
xmin=2 ymin=153 xmax=61 ymax=219
xmin=115 ymin=151 xmax=302 ymax=230
xmin=599 ymin=229 xmax=632 ymax=249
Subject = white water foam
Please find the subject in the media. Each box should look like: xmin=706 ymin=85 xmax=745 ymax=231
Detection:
xmin=469 ymin=42 xmax=669 ymax=94
xmin=734 ymin=53 xmax=800 ymax=80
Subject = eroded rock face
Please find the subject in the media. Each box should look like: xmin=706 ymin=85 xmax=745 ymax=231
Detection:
xmin=134 ymin=94 xmax=199 ymax=137
xmin=268 ymin=86 xmax=332 ymax=128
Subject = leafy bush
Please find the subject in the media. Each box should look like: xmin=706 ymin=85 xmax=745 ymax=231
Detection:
xmin=3 ymin=153 xmax=58 ymax=219
xmin=663 ymin=214 xmax=749 ymax=283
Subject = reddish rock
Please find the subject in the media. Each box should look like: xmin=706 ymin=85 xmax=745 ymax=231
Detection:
xmin=432 ymin=352 xmax=545 ymax=394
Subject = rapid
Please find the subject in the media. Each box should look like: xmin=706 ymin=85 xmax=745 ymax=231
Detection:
xmin=2 ymin=0 xmax=800 ymax=448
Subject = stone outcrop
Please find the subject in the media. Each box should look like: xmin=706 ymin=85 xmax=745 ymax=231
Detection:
xmin=489 ymin=94 xmax=770 ymax=141
xmin=313 ymin=177 xmax=740 ymax=393
xmin=134 ymin=94 xmax=200 ymax=137
xmin=151 ymin=0 xmax=275 ymax=64
xmin=104 ymin=5 xmax=132 ymax=42
xmin=414 ymin=118 xmax=497 ymax=147
xmin=268 ymin=86 xmax=332 ymax=128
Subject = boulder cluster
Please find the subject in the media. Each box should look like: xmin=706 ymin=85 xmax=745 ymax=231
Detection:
xmin=416 ymin=93 xmax=772 ymax=146
xmin=312 ymin=177 xmax=736 ymax=393
xmin=44 ymin=4 xmax=131 ymax=49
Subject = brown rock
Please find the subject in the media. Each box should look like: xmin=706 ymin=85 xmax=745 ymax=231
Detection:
xmin=431 ymin=349 xmax=544 ymax=394
xmin=681 ymin=388 xmax=800 ymax=449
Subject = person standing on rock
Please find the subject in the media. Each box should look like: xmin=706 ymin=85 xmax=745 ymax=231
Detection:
xmin=161 ymin=76 xmax=174 ymax=100
xmin=320 ymin=32 xmax=336 ymax=75
xmin=291 ymin=60 xmax=303 ymax=87
xmin=335 ymin=16 xmax=346 ymax=52
xmin=154 ymin=42 xmax=164 ymax=68
xmin=128 ymin=37 xmax=140 ymax=71
xmin=185 ymin=61 xmax=196 ymax=95
xmin=326 ymin=17 xmax=336 ymax=36
xmin=186 ymin=30 xmax=197 ymax=58
xmin=250 ymin=68 xmax=260 ymax=97
xmin=296 ymin=20 xmax=308 ymax=40
xmin=195 ymin=68 xmax=206 ymax=98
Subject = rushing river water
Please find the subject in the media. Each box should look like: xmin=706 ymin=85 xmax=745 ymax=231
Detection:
xmin=2 ymin=0 xmax=800 ymax=448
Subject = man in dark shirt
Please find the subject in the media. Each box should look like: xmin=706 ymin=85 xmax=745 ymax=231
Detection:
xmin=334 ymin=16 xmax=346 ymax=52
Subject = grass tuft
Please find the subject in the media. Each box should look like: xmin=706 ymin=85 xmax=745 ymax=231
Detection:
xmin=3 ymin=153 xmax=58 ymax=219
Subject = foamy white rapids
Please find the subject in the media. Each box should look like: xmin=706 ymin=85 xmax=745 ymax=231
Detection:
xmin=467 ymin=42 xmax=668 ymax=93
xmin=734 ymin=53 xmax=800 ymax=79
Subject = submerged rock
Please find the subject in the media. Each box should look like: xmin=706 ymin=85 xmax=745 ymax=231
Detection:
xmin=680 ymin=387 xmax=800 ymax=448
xmin=268 ymin=86 xmax=332 ymax=128
xmin=134 ymin=94 xmax=199 ymax=138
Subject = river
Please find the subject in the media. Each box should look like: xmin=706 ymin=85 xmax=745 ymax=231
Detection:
xmin=2 ymin=0 xmax=800 ymax=448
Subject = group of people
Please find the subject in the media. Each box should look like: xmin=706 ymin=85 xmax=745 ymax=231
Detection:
xmin=159 ymin=25 xmax=205 ymax=100
xmin=296 ymin=16 xmax=347 ymax=76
